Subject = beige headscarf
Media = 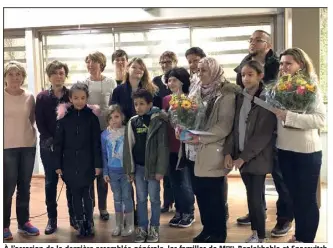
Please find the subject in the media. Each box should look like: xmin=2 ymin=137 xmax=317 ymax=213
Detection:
xmin=199 ymin=57 xmax=228 ymax=102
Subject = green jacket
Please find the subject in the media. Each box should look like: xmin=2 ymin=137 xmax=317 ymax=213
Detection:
xmin=123 ymin=111 xmax=169 ymax=179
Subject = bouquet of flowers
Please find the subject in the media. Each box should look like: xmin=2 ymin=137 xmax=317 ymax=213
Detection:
xmin=168 ymin=94 xmax=206 ymax=141
xmin=265 ymin=72 xmax=319 ymax=113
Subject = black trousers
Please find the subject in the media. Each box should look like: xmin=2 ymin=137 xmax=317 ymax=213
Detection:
xmin=40 ymin=147 xmax=74 ymax=219
xmin=241 ymin=173 xmax=266 ymax=239
xmin=162 ymin=175 xmax=174 ymax=208
xmin=193 ymin=176 xmax=226 ymax=241
xmin=71 ymin=184 xmax=94 ymax=221
xmin=278 ymin=149 xmax=322 ymax=243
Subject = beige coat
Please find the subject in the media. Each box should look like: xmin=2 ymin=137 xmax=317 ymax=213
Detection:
xmin=194 ymin=82 xmax=240 ymax=177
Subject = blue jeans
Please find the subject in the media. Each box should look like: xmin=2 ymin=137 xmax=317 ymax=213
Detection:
xmin=3 ymin=147 xmax=36 ymax=228
xmin=168 ymin=153 xmax=195 ymax=214
xmin=135 ymin=165 xmax=161 ymax=229
xmin=109 ymin=172 xmax=133 ymax=213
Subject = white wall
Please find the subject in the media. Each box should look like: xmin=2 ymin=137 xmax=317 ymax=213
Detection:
xmin=4 ymin=8 xmax=278 ymax=29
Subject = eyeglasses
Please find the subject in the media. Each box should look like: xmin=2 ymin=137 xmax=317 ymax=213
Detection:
xmin=159 ymin=60 xmax=173 ymax=65
xmin=248 ymin=38 xmax=267 ymax=44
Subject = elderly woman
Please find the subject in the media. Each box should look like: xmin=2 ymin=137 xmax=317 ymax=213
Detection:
xmin=80 ymin=51 xmax=117 ymax=221
xmin=273 ymin=48 xmax=326 ymax=243
xmin=4 ymin=61 xmax=40 ymax=240
xmin=185 ymin=57 xmax=240 ymax=243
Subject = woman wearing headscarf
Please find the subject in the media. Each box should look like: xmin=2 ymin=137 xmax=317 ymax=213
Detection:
xmin=185 ymin=57 xmax=240 ymax=243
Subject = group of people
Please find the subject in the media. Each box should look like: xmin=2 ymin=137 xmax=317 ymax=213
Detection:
xmin=3 ymin=30 xmax=325 ymax=244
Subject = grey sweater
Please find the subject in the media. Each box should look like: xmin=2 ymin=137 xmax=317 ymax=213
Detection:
xmin=80 ymin=77 xmax=117 ymax=130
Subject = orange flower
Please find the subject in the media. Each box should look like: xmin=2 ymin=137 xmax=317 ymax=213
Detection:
xmin=305 ymin=84 xmax=316 ymax=92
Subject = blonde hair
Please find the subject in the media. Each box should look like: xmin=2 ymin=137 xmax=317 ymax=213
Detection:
xmin=106 ymin=104 xmax=125 ymax=124
xmin=85 ymin=51 xmax=107 ymax=72
xmin=279 ymin=48 xmax=316 ymax=78
xmin=124 ymin=57 xmax=158 ymax=95
xmin=4 ymin=61 xmax=27 ymax=86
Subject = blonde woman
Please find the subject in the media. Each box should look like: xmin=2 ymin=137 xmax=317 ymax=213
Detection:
xmin=4 ymin=61 xmax=39 ymax=240
xmin=273 ymin=48 xmax=326 ymax=243
xmin=110 ymin=57 xmax=158 ymax=123
xmin=80 ymin=51 xmax=117 ymax=221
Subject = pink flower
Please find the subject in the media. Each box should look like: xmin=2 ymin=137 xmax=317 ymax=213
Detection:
xmin=296 ymin=86 xmax=306 ymax=95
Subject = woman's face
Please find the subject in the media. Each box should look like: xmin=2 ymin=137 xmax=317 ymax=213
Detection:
xmin=159 ymin=57 xmax=177 ymax=74
xmin=5 ymin=68 xmax=24 ymax=88
xmin=198 ymin=62 xmax=210 ymax=85
xmin=279 ymin=55 xmax=302 ymax=76
xmin=86 ymin=58 xmax=102 ymax=75
xmin=167 ymin=76 xmax=182 ymax=94
xmin=128 ymin=61 xmax=144 ymax=80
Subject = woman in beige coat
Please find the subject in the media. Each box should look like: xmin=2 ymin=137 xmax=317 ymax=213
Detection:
xmin=185 ymin=57 xmax=240 ymax=243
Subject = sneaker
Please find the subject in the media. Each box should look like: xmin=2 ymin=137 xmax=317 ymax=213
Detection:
xmin=134 ymin=227 xmax=148 ymax=243
xmin=237 ymin=213 xmax=251 ymax=225
xmin=147 ymin=226 xmax=159 ymax=243
xmin=178 ymin=213 xmax=195 ymax=228
xmin=193 ymin=230 xmax=211 ymax=243
xmin=100 ymin=210 xmax=110 ymax=221
xmin=18 ymin=221 xmax=40 ymax=236
xmin=4 ymin=228 xmax=13 ymax=240
xmin=169 ymin=212 xmax=182 ymax=227
xmin=246 ymin=233 xmax=259 ymax=243
xmin=271 ymin=220 xmax=292 ymax=237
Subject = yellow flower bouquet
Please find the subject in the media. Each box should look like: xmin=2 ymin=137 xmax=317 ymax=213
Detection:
xmin=168 ymin=93 xmax=205 ymax=140
xmin=265 ymin=72 xmax=318 ymax=113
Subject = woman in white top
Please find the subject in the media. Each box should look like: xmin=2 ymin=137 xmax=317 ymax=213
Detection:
xmin=80 ymin=51 xmax=117 ymax=221
xmin=4 ymin=61 xmax=39 ymax=240
xmin=273 ymin=48 xmax=326 ymax=243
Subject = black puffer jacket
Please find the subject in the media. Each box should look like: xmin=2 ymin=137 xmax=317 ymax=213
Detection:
xmin=53 ymin=103 xmax=102 ymax=189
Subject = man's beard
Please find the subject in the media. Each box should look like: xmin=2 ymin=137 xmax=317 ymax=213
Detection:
xmin=249 ymin=50 xmax=258 ymax=56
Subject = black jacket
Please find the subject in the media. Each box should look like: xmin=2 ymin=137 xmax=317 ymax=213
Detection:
xmin=53 ymin=104 xmax=102 ymax=189
xmin=153 ymin=75 xmax=171 ymax=109
xmin=234 ymin=49 xmax=280 ymax=88
xmin=110 ymin=81 xmax=160 ymax=124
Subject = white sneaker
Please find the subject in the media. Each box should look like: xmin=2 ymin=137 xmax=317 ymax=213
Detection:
xmin=246 ymin=233 xmax=259 ymax=243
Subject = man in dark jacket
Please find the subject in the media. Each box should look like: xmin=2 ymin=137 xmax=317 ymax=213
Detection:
xmin=35 ymin=60 xmax=75 ymax=235
xmin=234 ymin=30 xmax=294 ymax=238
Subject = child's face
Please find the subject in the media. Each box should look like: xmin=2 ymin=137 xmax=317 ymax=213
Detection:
xmin=70 ymin=90 xmax=88 ymax=110
xmin=108 ymin=111 xmax=123 ymax=129
xmin=134 ymin=98 xmax=153 ymax=116
xmin=241 ymin=65 xmax=263 ymax=90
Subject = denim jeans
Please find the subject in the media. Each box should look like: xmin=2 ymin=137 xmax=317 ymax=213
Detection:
xmin=278 ymin=149 xmax=322 ymax=243
xmin=168 ymin=153 xmax=195 ymax=214
xmin=109 ymin=172 xmax=133 ymax=213
xmin=3 ymin=147 xmax=36 ymax=228
xmin=135 ymin=165 xmax=161 ymax=230
xmin=40 ymin=147 xmax=74 ymax=219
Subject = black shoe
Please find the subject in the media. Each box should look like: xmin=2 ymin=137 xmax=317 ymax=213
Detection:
xmin=178 ymin=213 xmax=195 ymax=228
xmin=225 ymin=203 xmax=229 ymax=221
xmin=76 ymin=220 xmax=86 ymax=238
xmin=45 ymin=218 xmax=57 ymax=235
xmin=169 ymin=212 xmax=182 ymax=227
xmin=271 ymin=220 xmax=292 ymax=237
xmin=193 ymin=230 xmax=210 ymax=243
xmin=100 ymin=211 xmax=110 ymax=221
xmin=205 ymin=235 xmax=226 ymax=243
xmin=85 ymin=220 xmax=95 ymax=237
xmin=70 ymin=217 xmax=79 ymax=230
xmin=161 ymin=204 xmax=172 ymax=213
xmin=237 ymin=213 xmax=251 ymax=225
